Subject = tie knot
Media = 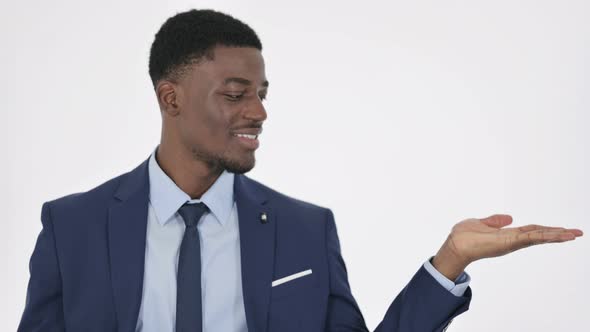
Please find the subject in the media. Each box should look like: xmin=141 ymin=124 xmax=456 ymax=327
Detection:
xmin=177 ymin=202 xmax=209 ymax=228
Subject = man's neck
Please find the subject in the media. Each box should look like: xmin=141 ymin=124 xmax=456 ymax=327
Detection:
xmin=155 ymin=143 xmax=223 ymax=200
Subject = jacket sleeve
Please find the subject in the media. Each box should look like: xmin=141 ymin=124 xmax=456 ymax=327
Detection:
xmin=18 ymin=202 xmax=66 ymax=332
xmin=323 ymin=208 xmax=472 ymax=332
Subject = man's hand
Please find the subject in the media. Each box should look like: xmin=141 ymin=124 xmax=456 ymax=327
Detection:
xmin=432 ymin=214 xmax=584 ymax=281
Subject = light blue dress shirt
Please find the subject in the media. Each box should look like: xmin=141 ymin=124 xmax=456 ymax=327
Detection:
xmin=135 ymin=147 xmax=247 ymax=332
xmin=135 ymin=146 xmax=470 ymax=331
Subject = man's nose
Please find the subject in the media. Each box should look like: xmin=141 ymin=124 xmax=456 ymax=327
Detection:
xmin=244 ymin=96 xmax=267 ymax=122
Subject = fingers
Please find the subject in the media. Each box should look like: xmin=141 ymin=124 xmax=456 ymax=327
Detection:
xmin=509 ymin=228 xmax=582 ymax=251
xmin=517 ymin=224 xmax=565 ymax=232
xmin=513 ymin=225 xmax=584 ymax=237
xmin=480 ymin=214 xmax=513 ymax=229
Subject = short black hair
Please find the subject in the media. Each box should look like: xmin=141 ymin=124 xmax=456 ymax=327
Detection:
xmin=148 ymin=9 xmax=262 ymax=88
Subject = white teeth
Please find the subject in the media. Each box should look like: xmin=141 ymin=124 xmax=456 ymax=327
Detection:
xmin=234 ymin=133 xmax=257 ymax=139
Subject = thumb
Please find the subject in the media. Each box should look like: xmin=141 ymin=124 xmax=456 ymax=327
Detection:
xmin=480 ymin=214 xmax=513 ymax=229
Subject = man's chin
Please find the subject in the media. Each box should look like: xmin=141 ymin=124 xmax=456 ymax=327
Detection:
xmin=222 ymin=157 xmax=255 ymax=174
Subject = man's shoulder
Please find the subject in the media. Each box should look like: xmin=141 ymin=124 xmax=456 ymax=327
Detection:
xmin=43 ymin=165 xmax=333 ymax=220
xmin=241 ymin=175 xmax=331 ymax=216
xmin=44 ymin=166 xmax=135 ymax=213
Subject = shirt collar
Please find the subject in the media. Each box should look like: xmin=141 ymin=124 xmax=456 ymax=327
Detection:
xmin=148 ymin=145 xmax=235 ymax=227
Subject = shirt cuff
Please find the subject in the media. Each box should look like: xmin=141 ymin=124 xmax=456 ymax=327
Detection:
xmin=423 ymin=256 xmax=471 ymax=297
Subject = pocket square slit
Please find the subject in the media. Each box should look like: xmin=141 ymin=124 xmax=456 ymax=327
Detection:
xmin=271 ymin=269 xmax=312 ymax=287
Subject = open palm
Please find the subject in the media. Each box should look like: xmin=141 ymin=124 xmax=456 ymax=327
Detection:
xmin=445 ymin=214 xmax=583 ymax=264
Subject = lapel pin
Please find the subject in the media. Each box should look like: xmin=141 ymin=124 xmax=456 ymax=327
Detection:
xmin=260 ymin=212 xmax=268 ymax=224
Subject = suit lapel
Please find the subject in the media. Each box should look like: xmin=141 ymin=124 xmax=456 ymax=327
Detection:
xmin=105 ymin=158 xmax=277 ymax=332
xmin=108 ymin=157 xmax=150 ymax=332
xmin=235 ymin=174 xmax=276 ymax=332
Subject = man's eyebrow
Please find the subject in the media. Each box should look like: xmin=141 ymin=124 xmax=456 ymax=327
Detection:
xmin=223 ymin=77 xmax=269 ymax=88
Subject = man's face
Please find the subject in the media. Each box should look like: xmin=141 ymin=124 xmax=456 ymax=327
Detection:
xmin=171 ymin=45 xmax=268 ymax=174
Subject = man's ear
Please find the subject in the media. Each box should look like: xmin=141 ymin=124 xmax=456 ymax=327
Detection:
xmin=156 ymin=80 xmax=180 ymax=116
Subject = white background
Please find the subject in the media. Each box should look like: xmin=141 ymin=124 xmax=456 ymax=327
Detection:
xmin=2 ymin=0 xmax=588 ymax=331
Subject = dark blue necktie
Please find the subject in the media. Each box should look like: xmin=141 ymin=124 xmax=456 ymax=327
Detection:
xmin=176 ymin=202 xmax=209 ymax=332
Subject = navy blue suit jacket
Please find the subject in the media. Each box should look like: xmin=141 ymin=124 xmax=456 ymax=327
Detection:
xmin=18 ymin=155 xmax=471 ymax=331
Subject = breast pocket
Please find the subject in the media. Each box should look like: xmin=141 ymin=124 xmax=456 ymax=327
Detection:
xmin=271 ymin=268 xmax=318 ymax=300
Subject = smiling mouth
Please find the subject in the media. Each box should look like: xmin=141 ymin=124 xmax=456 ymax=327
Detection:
xmin=232 ymin=133 xmax=258 ymax=140
xmin=232 ymin=133 xmax=260 ymax=150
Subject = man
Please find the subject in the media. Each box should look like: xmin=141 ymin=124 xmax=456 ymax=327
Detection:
xmin=18 ymin=9 xmax=583 ymax=332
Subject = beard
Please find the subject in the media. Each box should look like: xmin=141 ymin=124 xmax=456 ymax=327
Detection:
xmin=190 ymin=145 xmax=256 ymax=175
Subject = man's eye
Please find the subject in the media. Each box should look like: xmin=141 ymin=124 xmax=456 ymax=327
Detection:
xmin=224 ymin=94 xmax=243 ymax=102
